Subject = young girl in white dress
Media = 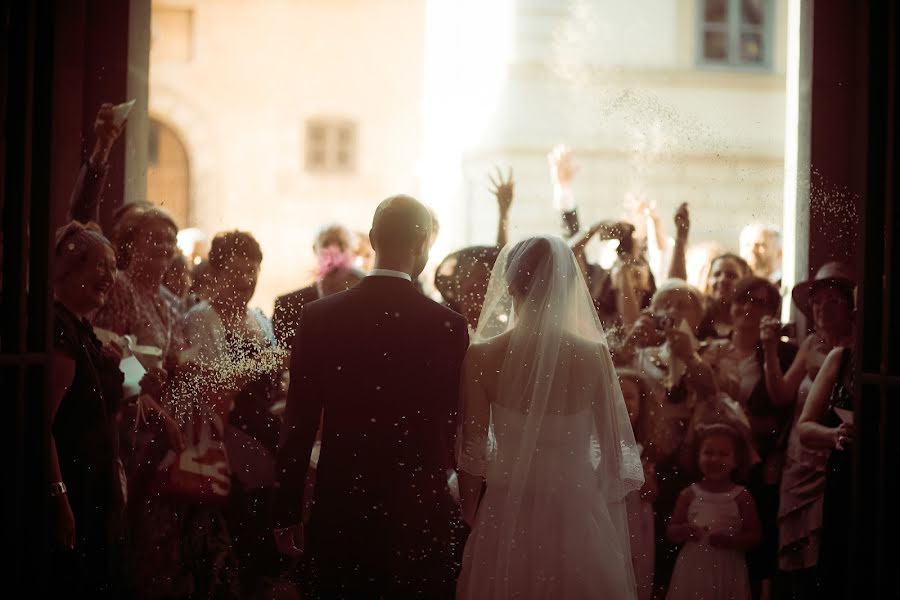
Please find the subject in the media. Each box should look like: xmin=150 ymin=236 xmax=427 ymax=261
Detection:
xmin=666 ymin=422 xmax=761 ymax=600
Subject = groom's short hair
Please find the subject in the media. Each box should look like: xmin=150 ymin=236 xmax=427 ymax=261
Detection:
xmin=370 ymin=195 xmax=433 ymax=254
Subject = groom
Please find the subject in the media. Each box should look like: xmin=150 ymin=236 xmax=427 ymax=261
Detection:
xmin=273 ymin=195 xmax=469 ymax=598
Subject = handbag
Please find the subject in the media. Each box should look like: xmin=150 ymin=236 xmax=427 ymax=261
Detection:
xmin=152 ymin=402 xmax=231 ymax=504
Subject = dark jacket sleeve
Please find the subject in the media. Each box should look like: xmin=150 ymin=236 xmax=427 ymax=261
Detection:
xmin=68 ymin=160 xmax=109 ymax=224
xmin=561 ymin=208 xmax=580 ymax=238
xmin=273 ymin=307 xmax=323 ymax=527
xmin=272 ymin=296 xmax=290 ymax=349
xmin=442 ymin=313 xmax=469 ymax=470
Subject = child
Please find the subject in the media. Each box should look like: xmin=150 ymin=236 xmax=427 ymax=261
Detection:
xmin=618 ymin=368 xmax=660 ymax=600
xmin=666 ymin=422 xmax=761 ymax=600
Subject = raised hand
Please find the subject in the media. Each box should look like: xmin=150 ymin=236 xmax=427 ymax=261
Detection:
xmin=489 ymin=166 xmax=514 ymax=215
xmin=674 ymin=202 xmax=690 ymax=241
xmin=759 ymin=316 xmax=781 ymax=350
xmin=547 ymin=144 xmax=578 ymax=186
xmin=666 ymin=328 xmax=696 ymax=361
xmin=629 ymin=313 xmax=666 ymax=348
xmin=90 ymin=103 xmax=124 ymax=166
xmin=591 ymin=220 xmax=635 ymax=242
xmin=94 ymin=104 xmax=123 ymax=150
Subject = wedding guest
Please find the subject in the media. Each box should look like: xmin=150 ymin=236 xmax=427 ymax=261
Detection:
xmin=547 ymin=145 xmax=654 ymax=329
xmin=615 ymin=279 xmax=719 ymax=595
xmin=593 ymin=249 xmax=656 ymax=333
xmin=182 ymin=231 xmax=277 ymax=395
xmin=126 ymin=237 xmax=272 ymax=600
xmin=433 ymin=165 xmax=514 ymax=331
xmin=163 ymin=253 xmax=191 ymax=304
xmin=796 ymin=345 xmax=855 ymax=599
xmin=686 ymin=240 xmax=727 ymax=292
xmin=94 ymin=205 xmax=181 ymax=359
xmin=188 ymin=259 xmax=215 ymax=306
xmin=619 ymin=367 xmax=663 ymax=600
xmin=740 ymin=224 xmax=782 ymax=285
xmin=666 ymin=423 xmax=761 ymax=600
xmin=434 ymin=245 xmax=499 ymax=333
xmin=181 ymin=230 xmax=285 ymax=595
xmin=67 ymin=104 xmax=124 ymax=224
xmin=762 ymin=262 xmax=855 ymax=599
xmin=353 ymin=230 xmax=375 ymax=272
xmin=767 ymin=263 xmax=854 ymax=597
xmin=273 ymin=222 xmax=356 ymax=347
xmin=701 ymin=276 xmax=797 ymax=598
xmin=697 ymin=253 xmax=753 ymax=340
xmin=48 ymin=222 xmax=127 ymax=596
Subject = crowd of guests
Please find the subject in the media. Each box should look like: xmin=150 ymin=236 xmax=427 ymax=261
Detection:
xmin=47 ymin=108 xmax=857 ymax=600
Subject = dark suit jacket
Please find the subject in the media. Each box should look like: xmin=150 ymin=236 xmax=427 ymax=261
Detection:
xmin=273 ymin=275 xmax=468 ymax=590
xmin=272 ymin=284 xmax=319 ymax=348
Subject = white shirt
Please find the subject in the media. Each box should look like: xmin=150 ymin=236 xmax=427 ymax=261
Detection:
xmin=367 ymin=268 xmax=412 ymax=282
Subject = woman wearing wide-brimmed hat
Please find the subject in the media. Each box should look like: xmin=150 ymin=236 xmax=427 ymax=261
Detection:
xmin=757 ymin=262 xmax=855 ymax=598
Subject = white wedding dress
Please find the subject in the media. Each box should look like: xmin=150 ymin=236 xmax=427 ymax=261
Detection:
xmin=456 ymin=236 xmax=643 ymax=600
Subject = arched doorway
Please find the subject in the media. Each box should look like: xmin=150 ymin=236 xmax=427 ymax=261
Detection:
xmin=147 ymin=117 xmax=191 ymax=228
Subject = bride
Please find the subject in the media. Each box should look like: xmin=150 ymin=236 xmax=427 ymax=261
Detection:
xmin=456 ymin=235 xmax=643 ymax=599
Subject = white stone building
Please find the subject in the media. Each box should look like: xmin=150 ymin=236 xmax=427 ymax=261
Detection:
xmin=147 ymin=0 xmax=787 ymax=311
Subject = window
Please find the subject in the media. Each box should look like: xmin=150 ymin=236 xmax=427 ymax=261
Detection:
xmin=697 ymin=0 xmax=771 ymax=69
xmin=304 ymin=119 xmax=357 ymax=174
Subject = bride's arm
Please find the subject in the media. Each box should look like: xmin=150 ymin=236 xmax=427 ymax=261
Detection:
xmin=457 ymin=347 xmax=491 ymax=527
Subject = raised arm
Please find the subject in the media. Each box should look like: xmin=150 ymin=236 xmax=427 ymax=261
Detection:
xmin=611 ymin=262 xmax=641 ymax=328
xmin=569 ymin=220 xmax=636 ymax=284
xmin=797 ymin=347 xmax=852 ymax=450
xmin=762 ymin=319 xmax=809 ymax=406
xmin=668 ymin=203 xmax=689 ymax=280
xmin=69 ymin=103 xmax=123 ymax=224
xmin=489 ymin=167 xmax=514 ymax=249
xmin=613 ymin=313 xmax=665 ymax=365
xmin=548 ymin=144 xmax=580 ymax=237
xmin=668 ymin=327 xmax=718 ymax=398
